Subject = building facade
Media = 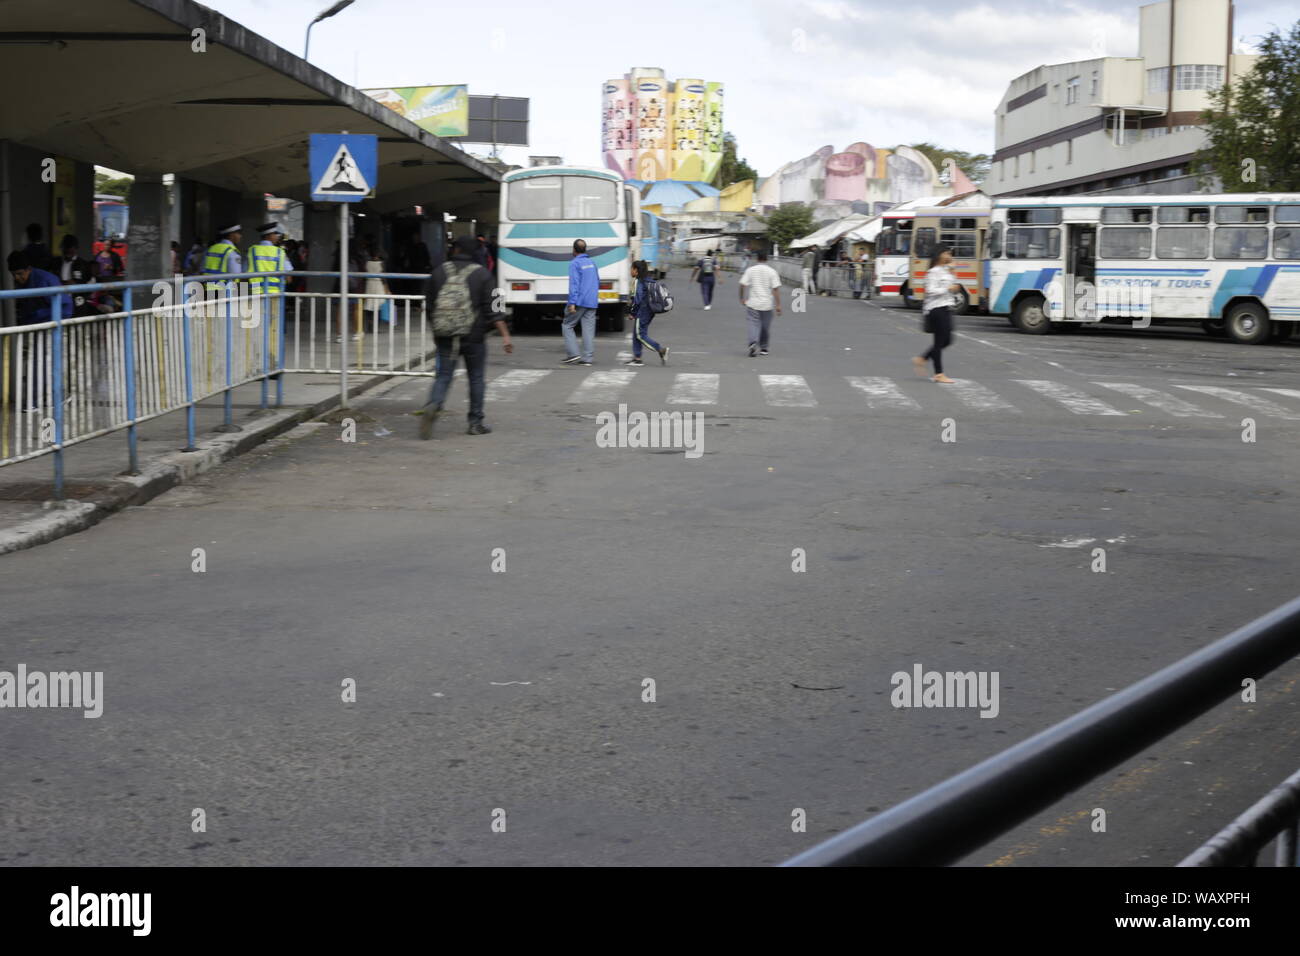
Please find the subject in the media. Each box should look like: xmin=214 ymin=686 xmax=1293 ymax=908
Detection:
xmin=990 ymin=0 xmax=1256 ymax=197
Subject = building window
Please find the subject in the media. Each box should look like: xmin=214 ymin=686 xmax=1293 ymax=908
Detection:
xmin=1174 ymin=64 xmax=1225 ymax=91
xmin=1090 ymin=71 xmax=1099 ymax=98
xmin=999 ymin=160 xmax=1005 ymax=182
xmin=1147 ymin=67 xmax=1169 ymax=92
xmin=1066 ymin=139 xmax=1073 ymax=164
xmin=1029 ymin=149 xmax=1036 ymax=174
xmin=1014 ymin=156 xmax=1020 ymax=177
xmin=1066 ymin=76 xmax=1080 ymax=105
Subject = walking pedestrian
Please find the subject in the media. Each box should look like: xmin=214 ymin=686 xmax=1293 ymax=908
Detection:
xmin=361 ymin=238 xmax=390 ymax=330
xmin=561 ymin=239 xmax=598 ymax=366
xmin=738 ymin=252 xmax=782 ymax=357
xmin=46 ymin=236 xmax=98 ymax=317
xmin=690 ymin=248 xmax=720 ymax=309
xmin=801 ymin=245 xmax=818 ymax=295
xmin=623 ymin=259 xmax=669 ymax=367
xmin=914 ymin=246 xmax=959 ymax=384
xmin=419 ymin=234 xmax=514 ymax=438
xmin=850 ymin=251 xmax=867 ymax=299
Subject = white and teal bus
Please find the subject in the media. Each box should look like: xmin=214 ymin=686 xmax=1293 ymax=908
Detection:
xmin=986 ymin=194 xmax=1300 ymax=344
xmin=498 ymin=166 xmax=637 ymax=332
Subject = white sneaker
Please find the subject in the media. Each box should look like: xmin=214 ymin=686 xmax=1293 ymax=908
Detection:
xmin=704 ymin=305 xmax=711 ymax=310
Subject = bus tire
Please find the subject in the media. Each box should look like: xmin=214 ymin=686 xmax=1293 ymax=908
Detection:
xmin=900 ymin=283 xmax=921 ymax=310
xmin=1224 ymin=302 xmax=1270 ymax=344
xmin=951 ymin=287 xmax=971 ymax=316
xmin=1201 ymin=319 xmax=1227 ymax=337
xmin=1012 ymin=295 xmax=1051 ymax=334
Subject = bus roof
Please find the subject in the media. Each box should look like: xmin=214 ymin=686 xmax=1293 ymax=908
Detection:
xmin=912 ymin=207 xmax=990 ymax=218
xmin=503 ymin=166 xmax=622 ymax=183
xmin=994 ymin=193 xmax=1300 ymax=207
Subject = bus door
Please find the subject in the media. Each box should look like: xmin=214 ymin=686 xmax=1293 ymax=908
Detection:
xmin=1066 ymin=224 xmax=1096 ymax=319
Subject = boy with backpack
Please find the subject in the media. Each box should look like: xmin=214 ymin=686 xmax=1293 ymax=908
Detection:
xmin=419 ymin=235 xmax=513 ymax=438
xmin=624 ymin=259 xmax=671 ymax=367
xmin=690 ymin=248 xmax=721 ymax=310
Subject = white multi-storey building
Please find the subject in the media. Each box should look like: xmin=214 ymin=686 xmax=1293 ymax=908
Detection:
xmin=990 ymin=0 xmax=1257 ymax=196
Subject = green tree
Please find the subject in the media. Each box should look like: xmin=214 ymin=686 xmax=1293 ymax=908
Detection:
xmin=714 ymin=132 xmax=759 ymax=188
xmin=762 ymin=203 xmax=815 ymax=252
xmin=907 ymin=142 xmax=991 ymax=187
xmin=94 ymin=170 xmax=133 ymax=198
xmin=1197 ymin=22 xmax=1300 ymax=191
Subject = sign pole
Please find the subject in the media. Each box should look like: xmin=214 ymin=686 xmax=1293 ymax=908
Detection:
xmin=339 ymin=163 xmax=349 ymax=409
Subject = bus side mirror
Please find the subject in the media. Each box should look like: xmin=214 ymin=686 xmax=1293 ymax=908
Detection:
xmin=629 ymin=223 xmax=637 ymax=237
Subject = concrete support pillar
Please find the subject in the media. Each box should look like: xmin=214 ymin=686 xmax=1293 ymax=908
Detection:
xmin=126 ymin=174 xmax=171 ymax=281
xmin=304 ymin=202 xmax=339 ymax=293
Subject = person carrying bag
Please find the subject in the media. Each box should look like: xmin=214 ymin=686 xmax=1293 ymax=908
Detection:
xmin=913 ymin=246 xmax=960 ymax=384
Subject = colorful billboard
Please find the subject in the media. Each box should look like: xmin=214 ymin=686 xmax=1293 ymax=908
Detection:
xmin=602 ymin=70 xmax=723 ymax=184
xmin=363 ymin=85 xmax=469 ymax=137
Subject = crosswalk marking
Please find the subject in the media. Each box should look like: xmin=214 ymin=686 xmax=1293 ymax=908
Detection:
xmin=1261 ymin=387 xmax=1300 ymax=404
xmin=667 ymin=373 xmax=720 ymax=405
xmin=1093 ymin=382 xmax=1223 ymax=418
xmin=1175 ymin=385 xmax=1300 ymax=421
xmin=566 ymin=370 xmax=636 ymax=404
xmin=486 ymin=369 xmax=551 ymax=402
xmin=1014 ymin=380 xmax=1126 ymax=415
xmin=845 ymin=376 xmax=921 ymax=410
xmin=941 ymin=378 xmax=1020 ymax=412
xmin=759 ymin=374 xmax=817 ymax=407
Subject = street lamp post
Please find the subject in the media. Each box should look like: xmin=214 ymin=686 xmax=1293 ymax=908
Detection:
xmin=303 ymin=0 xmax=355 ymax=61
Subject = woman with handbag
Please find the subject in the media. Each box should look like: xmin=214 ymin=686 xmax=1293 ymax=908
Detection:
xmin=913 ymin=246 xmax=960 ymax=384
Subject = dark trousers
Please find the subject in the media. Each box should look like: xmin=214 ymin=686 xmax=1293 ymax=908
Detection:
xmin=632 ymin=312 xmax=661 ymax=357
xmin=700 ymin=276 xmax=715 ymax=306
xmin=922 ymin=307 xmax=953 ymax=374
xmin=428 ymin=337 xmax=486 ymax=423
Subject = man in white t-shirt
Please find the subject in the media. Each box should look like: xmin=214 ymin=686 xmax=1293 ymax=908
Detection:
xmin=738 ymin=252 xmax=783 ymax=357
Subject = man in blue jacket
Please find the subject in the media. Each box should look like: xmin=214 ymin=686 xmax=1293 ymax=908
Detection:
xmin=7 ymin=251 xmax=72 ymax=325
xmin=562 ymin=239 xmax=598 ymax=365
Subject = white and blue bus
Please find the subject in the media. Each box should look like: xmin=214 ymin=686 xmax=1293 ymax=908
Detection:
xmin=986 ymin=194 xmax=1300 ymax=344
xmin=498 ymin=166 xmax=637 ymax=332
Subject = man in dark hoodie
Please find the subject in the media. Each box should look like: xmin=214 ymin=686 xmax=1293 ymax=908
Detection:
xmin=419 ymin=234 xmax=513 ymax=438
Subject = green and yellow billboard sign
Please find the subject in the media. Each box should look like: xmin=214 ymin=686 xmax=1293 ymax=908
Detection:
xmin=363 ymin=85 xmax=469 ymax=137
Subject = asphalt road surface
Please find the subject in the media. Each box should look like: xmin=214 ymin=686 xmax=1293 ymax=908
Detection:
xmin=3 ymin=279 xmax=1299 ymax=867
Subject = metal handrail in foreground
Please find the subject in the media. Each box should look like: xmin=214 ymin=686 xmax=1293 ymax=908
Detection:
xmin=1179 ymin=766 xmax=1300 ymax=867
xmin=782 ymin=594 xmax=1300 ymax=866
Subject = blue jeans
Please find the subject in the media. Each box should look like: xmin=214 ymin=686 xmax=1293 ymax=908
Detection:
xmin=428 ymin=337 xmax=487 ymax=423
xmin=700 ymin=276 xmax=715 ymax=306
xmin=563 ymin=306 xmax=596 ymax=362
xmin=632 ymin=311 xmax=661 ymax=358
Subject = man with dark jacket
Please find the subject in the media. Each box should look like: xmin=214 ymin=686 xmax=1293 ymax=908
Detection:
xmin=419 ymin=234 xmax=513 ymax=437
xmin=7 ymin=250 xmax=71 ymax=325
xmin=47 ymin=236 xmax=99 ymax=317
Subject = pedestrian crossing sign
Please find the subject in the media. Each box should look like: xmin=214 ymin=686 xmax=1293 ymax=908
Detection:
xmin=309 ymin=133 xmax=378 ymax=203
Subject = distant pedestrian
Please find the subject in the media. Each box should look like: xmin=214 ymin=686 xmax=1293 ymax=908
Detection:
xmin=6 ymin=251 xmax=71 ymax=325
xmin=850 ymin=251 xmax=867 ymax=299
xmin=94 ymin=238 xmax=124 ymax=281
xmin=419 ymin=234 xmax=514 ymax=438
xmin=47 ymin=236 xmax=98 ymax=317
xmin=361 ymin=237 xmax=389 ymax=328
xmin=561 ymin=239 xmax=598 ymax=366
xmin=914 ymin=246 xmax=959 ymax=384
xmin=624 ymin=259 xmax=668 ymax=367
xmin=22 ymin=223 xmax=49 ymax=267
xmin=738 ymin=252 xmax=782 ymax=357
xmin=690 ymin=248 xmax=720 ymax=310
xmin=801 ymin=245 xmax=818 ymax=294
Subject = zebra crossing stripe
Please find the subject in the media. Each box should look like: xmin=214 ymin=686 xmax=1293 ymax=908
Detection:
xmin=941 ymin=379 xmax=1020 ymax=412
xmin=845 ymin=376 xmax=921 ymax=410
xmin=1175 ymin=385 xmax=1300 ymax=420
xmin=667 ymin=373 xmax=720 ymax=405
xmin=486 ymin=369 xmax=552 ymax=402
xmin=759 ymin=374 xmax=817 ymax=407
xmin=566 ymin=370 xmax=636 ymax=403
xmin=1260 ymin=387 xmax=1300 ymax=407
xmin=1014 ymin=380 xmax=1126 ymax=415
xmin=1094 ymin=382 xmax=1222 ymax=418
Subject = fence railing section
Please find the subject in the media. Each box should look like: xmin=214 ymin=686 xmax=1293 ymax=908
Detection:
xmin=1 ymin=271 xmax=433 ymax=496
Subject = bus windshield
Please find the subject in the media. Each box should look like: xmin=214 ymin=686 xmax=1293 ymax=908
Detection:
xmin=878 ymin=226 xmax=910 ymax=256
xmin=507 ymin=176 xmax=618 ymax=221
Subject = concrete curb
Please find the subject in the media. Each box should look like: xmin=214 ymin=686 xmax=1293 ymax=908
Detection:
xmin=0 ymin=355 xmax=433 ymax=557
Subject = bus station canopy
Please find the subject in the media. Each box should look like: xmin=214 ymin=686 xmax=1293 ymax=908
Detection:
xmin=789 ymin=214 xmax=874 ymax=250
xmin=0 ymin=0 xmax=501 ymax=221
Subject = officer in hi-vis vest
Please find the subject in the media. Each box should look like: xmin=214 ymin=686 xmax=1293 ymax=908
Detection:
xmin=248 ymin=222 xmax=292 ymax=349
xmin=203 ymin=224 xmax=243 ymax=289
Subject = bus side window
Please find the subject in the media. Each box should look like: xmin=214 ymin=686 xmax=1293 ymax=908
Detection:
xmin=915 ymin=227 xmax=936 ymax=259
xmin=1214 ymin=226 xmax=1268 ymax=259
xmin=989 ymin=222 xmax=1003 ymax=258
xmin=1272 ymin=227 xmax=1300 ymax=260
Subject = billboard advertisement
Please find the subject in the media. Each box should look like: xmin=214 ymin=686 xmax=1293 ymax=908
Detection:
xmin=634 ymin=75 xmax=669 ymax=182
xmin=602 ymin=79 xmax=635 ymax=178
xmin=701 ymin=82 xmax=725 ymax=184
xmin=670 ymin=79 xmax=706 ymax=182
xmin=363 ymin=85 xmax=469 ymax=137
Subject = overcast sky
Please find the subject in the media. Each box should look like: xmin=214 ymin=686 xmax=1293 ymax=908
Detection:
xmin=206 ymin=0 xmax=1294 ymax=176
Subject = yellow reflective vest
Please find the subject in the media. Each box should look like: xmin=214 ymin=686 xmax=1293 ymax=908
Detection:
xmin=248 ymin=242 xmax=290 ymax=294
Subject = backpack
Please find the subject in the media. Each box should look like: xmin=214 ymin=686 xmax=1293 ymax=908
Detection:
xmin=699 ymin=256 xmax=714 ymax=276
xmin=644 ymin=278 xmax=674 ymax=314
xmin=432 ymin=261 xmax=480 ymax=337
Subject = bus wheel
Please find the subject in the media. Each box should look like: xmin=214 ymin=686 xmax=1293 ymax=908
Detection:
xmin=900 ymin=283 xmax=921 ymax=310
xmin=951 ymin=287 xmax=971 ymax=316
xmin=1012 ymin=295 xmax=1051 ymax=334
xmin=1201 ymin=319 xmax=1227 ymax=337
xmin=1225 ymin=303 xmax=1270 ymax=344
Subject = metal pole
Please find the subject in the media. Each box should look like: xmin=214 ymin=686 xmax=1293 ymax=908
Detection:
xmin=123 ymin=286 xmax=139 ymax=473
xmin=179 ymin=276 xmax=195 ymax=451
xmin=304 ymin=22 xmax=314 ymax=60
xmin=339 ymin=202 xmax=349 ymax=409
xmin=51 ymin=294 xmax=64 ymax=499
xmin=275 ymin=285 xmax=286 ymax=407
